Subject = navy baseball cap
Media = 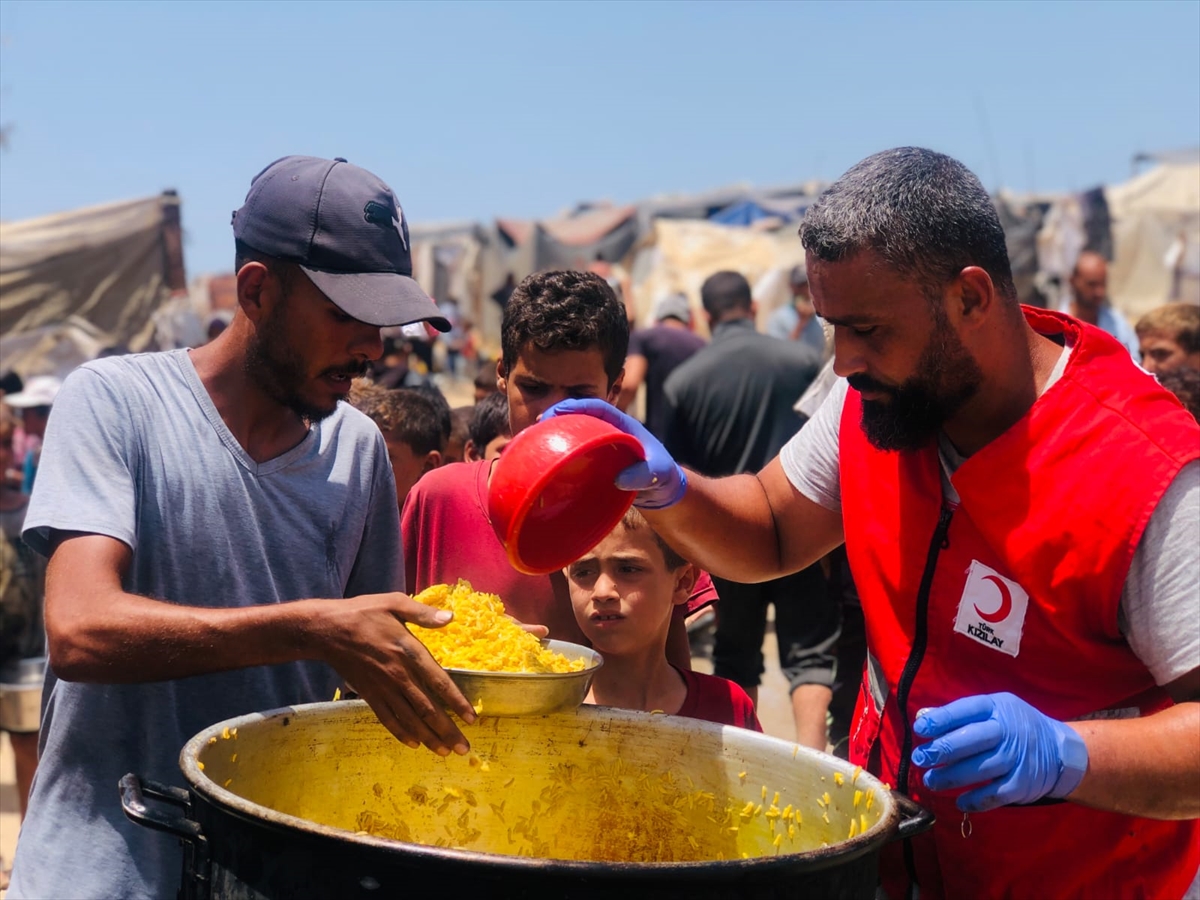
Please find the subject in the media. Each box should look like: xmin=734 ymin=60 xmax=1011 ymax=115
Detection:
xmin=232 ymin=156 xmax=449 ymax=331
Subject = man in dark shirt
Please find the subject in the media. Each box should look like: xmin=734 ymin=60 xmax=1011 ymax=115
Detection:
xmin=661 ymin=271 xmax=837 ymax=750
xmin=617 ymin=293 xmax=706 ymax=441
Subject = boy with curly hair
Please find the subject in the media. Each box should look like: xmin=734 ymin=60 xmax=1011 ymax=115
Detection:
xmin=403 ymin=270 xmax=713 ymax=661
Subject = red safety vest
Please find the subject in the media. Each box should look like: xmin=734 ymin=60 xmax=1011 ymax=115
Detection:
xmin=841 ymin=308 xmax=1200 ymax=900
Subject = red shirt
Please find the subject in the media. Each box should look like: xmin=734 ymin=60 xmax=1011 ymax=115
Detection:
xmin=676 ymin=669 xmax=762 ymax=731
xmin=402 ymin=460 xmax=718 ymax=643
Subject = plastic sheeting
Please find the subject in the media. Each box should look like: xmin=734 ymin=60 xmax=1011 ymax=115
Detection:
xmin=1106 ymin=162 xmax=1200 ymax=318
xmin=0 ymin=195 xmax=178 ymax=367
xmin=627 ymin=219 xmax=806 ymax=334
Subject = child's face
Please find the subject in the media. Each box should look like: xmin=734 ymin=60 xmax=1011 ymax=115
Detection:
xmin=482 ymin=434 xmax=511 ymax=460
xmin=1139 ymin=332 xmax=1196 ymax=375
xmin=565 ymin=525 xmax=693 ymax=657
xmin=385 ymin=434 xmax=439 ymax=509
xmin=500 ymin=345 xmax=622 ymax=434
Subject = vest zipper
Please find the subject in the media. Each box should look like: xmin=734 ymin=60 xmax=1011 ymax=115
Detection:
xmin=896 ymin=502 xmax=954 ymax=900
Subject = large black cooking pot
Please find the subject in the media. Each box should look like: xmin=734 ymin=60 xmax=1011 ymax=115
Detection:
xmin=121 ymin=701 xmax=931 ymax=899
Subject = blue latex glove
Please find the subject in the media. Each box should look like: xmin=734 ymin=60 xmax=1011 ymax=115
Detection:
xmin=911 ymin=692 xmax=1089 ymax=813
xmin=541 ymin=399 xmax=687 ymax=509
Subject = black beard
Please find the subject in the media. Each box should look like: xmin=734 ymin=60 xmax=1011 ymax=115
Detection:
xmin=850 ymin=314 xmax=983 ymax=452
xmin=244 ymin=302 xmax=366 ymax=423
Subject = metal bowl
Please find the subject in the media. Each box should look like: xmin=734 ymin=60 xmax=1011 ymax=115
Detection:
xmin=446 ymin=639 xmax=602 ymax=717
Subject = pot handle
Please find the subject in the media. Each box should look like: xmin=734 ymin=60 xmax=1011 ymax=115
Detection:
xmin=119 ymin=773 xmax=205 ymax=844
xmin=891 ymin=791 xmax=935 ymax=841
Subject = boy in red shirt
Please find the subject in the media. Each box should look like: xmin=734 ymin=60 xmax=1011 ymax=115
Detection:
xmin=565 ymin=508 xmax=759 ymax=730
xmin=403 ymin=271 xmax=712 ymax=662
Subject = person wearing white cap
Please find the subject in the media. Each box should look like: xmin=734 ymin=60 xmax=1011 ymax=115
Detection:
xmin=2 ymin=375 xmax=62 ymax=495
xmin=7 ymin=156 xmax=476 ymax=900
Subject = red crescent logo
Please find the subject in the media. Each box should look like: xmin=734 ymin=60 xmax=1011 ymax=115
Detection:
xmin=975 ymin=574 xmax=1014 ymax=623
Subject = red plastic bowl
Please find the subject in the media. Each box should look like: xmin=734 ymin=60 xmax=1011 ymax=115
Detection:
xmin=487 ymin=414 xmax=646 ymax=575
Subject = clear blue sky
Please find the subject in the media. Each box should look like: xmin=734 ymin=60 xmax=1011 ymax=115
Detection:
xmin=1 ymin=0 xmax=1197 ymax=277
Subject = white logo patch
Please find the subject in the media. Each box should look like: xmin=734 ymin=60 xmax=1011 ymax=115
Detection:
xmin=953 ymin=560 xmax=1029 ymax=658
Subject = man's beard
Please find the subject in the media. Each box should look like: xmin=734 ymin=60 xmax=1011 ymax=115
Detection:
xmin=244 ymin=300 xmax=368 ymax=423
xmin=848 ymin=309 xmax=983 ymax=452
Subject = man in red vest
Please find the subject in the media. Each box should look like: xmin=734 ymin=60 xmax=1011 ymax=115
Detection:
xmin=548 ymin=148 xmax=1200 ymax=899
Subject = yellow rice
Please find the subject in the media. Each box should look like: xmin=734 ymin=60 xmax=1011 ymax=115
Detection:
xmin=411 ymin=580 xmax=587 ymax=674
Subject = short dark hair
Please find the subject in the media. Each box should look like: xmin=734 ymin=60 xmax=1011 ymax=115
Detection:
xmin=501 ymin=270 xmax=629 ymax=386
xmin=800 ymin=147 xmax=1017 ymax=303
xmin=412 ymin=384 xmax=451 ymax=448
xmin=450 ymin=405 xmax=473 ymax=446
xmin=700 ymin=271 xmax=753 ymax=319
xmin=1159 ymin=367 xmax=1200 ymax=424
xmin=473 ymin=366 xmax=499 ymax=394
xmin=0 ymin=371 xmax=23 ymax=396
xmin=234 ymin=238 xmax=297 ymax=291
xmin=349 ymin=383 xmax=449 ymax=455
xmin=468 ymin=391 xmax=511 ymax=450
xmin=619 ymin=507 xmax=688 ymax=570
xmin=1136 ymin=304 xmax=1200 ymax=354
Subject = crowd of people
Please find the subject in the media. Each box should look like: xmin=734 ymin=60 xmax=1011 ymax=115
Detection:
xmin=0 ymin=149 xmax=1197 ymax=899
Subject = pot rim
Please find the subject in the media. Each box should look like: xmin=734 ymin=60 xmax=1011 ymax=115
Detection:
xmin=179 ymin=701 xmax=903 ymax=875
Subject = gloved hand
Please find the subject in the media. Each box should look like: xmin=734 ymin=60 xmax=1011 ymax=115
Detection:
xmin=911 ymin=692 xmax=1089 ymax=813
xmin=541 ymin=399 xmax=687 ymax=509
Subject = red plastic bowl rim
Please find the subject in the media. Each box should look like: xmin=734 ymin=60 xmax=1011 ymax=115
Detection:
xmin=499 ymin=424 xmax=645 ymax=575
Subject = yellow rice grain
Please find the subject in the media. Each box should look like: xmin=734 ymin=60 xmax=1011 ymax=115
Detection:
xmin=411 ymin=581 xmax=586 ymax=673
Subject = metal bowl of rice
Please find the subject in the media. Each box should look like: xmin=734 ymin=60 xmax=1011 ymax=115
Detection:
xmin=447 ymin=640 xmax=603 ymax=717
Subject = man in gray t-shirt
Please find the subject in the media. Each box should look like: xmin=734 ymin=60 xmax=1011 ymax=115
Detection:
xmin=8 ymin=157 xmax=476 ymax=900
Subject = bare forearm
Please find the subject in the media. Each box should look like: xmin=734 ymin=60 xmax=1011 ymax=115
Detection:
xmin=1068 ymin=703 xmax=1200 ymax=819
xmin=644 ymin=470 xmax=786 ymax=582
xmin=47 ymin=587 xmax=331 ymax=683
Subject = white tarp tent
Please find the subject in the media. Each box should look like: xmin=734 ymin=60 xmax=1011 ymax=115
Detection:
xmin=1106 ymin=160 xmax=1200 ymax=318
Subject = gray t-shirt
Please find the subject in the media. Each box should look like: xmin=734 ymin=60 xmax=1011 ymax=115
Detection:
xmin=9 ymin=350 xmax=403 ymax=900
xmin=780 ymin=374 xmax=1200 ymax=688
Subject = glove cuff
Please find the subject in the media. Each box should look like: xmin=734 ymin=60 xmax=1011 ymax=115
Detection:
xmin=633 ymin=465 xmax=688 ymax=510
xmin=1048 ymin=725 xmax=1089 ymax=799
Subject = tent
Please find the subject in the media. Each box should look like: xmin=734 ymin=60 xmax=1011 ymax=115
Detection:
xmin=1105 ymin=157 xmax=1200 ymax=318
xmin=707 ymin=194 xmax=813 ymax=229
xmin=0 ymin=193 xmax=186 ymax=376
xmin=627 ymin=219 xmax=807 ymax=333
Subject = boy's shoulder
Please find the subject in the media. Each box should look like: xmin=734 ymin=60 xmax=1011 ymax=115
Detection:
xmin=403 ymin=459 xmax=491 ymax=532
xmin=410 ymin=458 xmax=489 ymax=501
xmin=678 ymin=669 xmax=762 ymax=732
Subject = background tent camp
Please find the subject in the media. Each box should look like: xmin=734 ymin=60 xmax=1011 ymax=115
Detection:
xmin=0 ymin=192 xmax=188 ymax=379
xmin=3 ymin=153 xmax=1194 ymax=382
xmin=407 ymin=180 xmax=826 ymax=359
xmin=407 ymin=156 xmax=1197 ymax=363
xmin=1106 ymin=150 xmax=1200 ymax=316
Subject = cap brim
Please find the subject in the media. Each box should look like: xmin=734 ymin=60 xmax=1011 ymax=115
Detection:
xmin=3 ymin=392 xmax=54 ymax=408
xmin=299 ymin=267 xmax=451 ymax=331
